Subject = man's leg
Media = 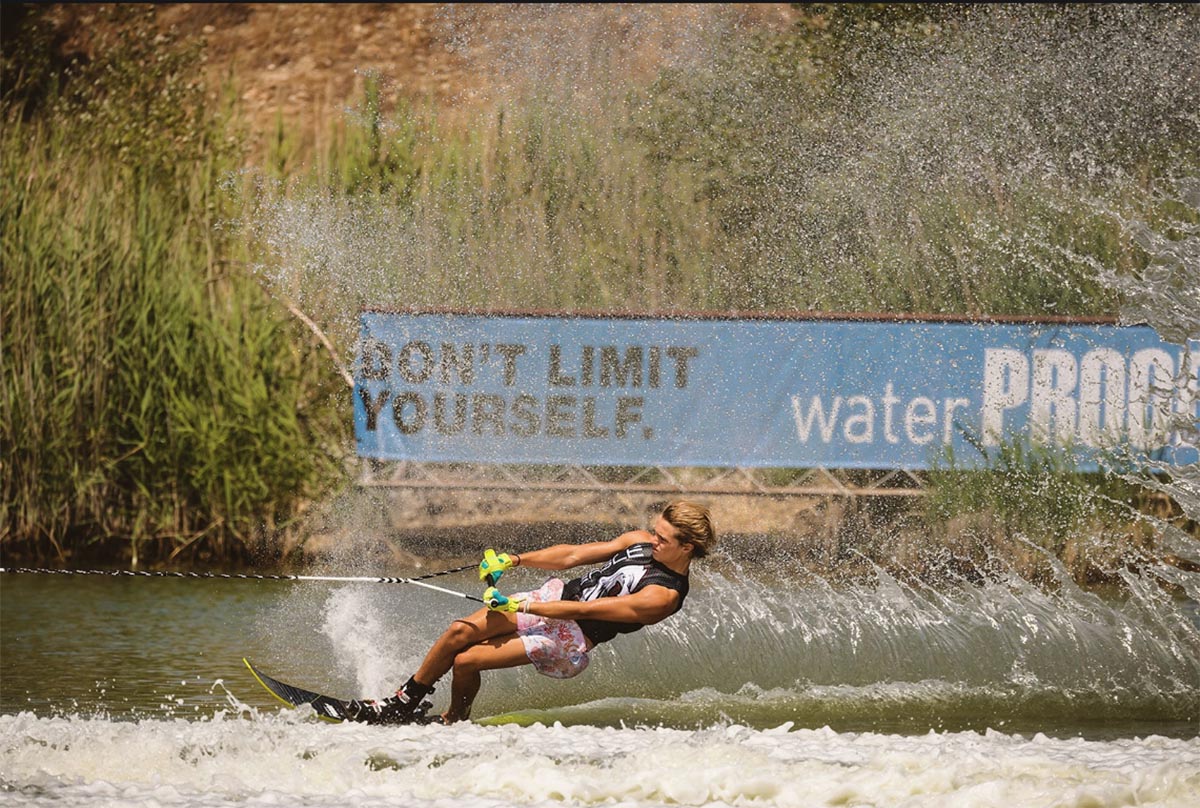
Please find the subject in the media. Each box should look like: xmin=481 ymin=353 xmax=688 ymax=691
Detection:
xmin=355 ymin=607 xmax=520 ymax=724
xmin=413 ymin=607 xmax=518 ymax=687
xmin=443 ymin=634 xmax=532 ymax=723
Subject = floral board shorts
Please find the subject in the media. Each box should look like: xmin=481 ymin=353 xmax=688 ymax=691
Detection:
xmin=513 ymin=578 xmax=591 ymax=679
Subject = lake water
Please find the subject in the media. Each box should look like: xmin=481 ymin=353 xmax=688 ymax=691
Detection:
xmin=3 ymin=562 xmax=1197 ymax=807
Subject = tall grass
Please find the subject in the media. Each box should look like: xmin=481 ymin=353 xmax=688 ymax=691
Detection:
xmin=921 ymin=439 xmax=1173 ymax=582
xmin=621 ymin=5 xmax=1199 ymax=315
xmin=255 ymin=81 xmax=1129 ymax=325
xmin=248 ymin=5 xmax=1199 ymax=328
xmin=248 ymin=80 xmax=728 ymax=333
xmin=0 ymin=15 xmax=345 ymax=564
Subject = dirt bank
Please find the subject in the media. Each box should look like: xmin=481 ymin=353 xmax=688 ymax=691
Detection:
xmin=37 ymin=4 xmax=798 ymax=155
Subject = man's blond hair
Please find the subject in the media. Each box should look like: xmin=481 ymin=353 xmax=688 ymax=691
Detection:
xmin=661 ymin=501 xmax=716 ymax=558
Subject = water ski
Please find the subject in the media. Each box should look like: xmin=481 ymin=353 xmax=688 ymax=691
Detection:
xmin=243 ymin=658 xmax=435 ymax=725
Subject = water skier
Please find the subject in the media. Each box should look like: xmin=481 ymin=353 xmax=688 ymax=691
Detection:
xmin=356 ymin=500 xmax=716 ymax=724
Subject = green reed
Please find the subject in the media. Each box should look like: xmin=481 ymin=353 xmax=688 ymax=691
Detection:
xmin=0 ymin=112 xmax=343 ymax=566
xmin=250 ymin=9 xmax=1198 ymax=327
xmin=248 ymin=75 xmax=728 ymax=328
xmin=919 ymin=438 xmax=1175 ymax=583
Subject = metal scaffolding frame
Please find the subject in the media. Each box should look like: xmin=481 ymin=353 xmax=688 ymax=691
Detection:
xmin=357 ymin=461 xmax=927 ymax=501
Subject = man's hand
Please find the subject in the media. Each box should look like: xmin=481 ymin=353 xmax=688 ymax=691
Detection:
xmin=479 ymin=549 xmax=516 ymax=584
xmin=483 ymin=586 xmax=521 ymax=613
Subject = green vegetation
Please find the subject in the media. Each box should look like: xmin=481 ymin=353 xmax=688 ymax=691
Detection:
xmin=622 ymin=4 xmax=1199 ymax=314
xmin=922 ymin=440 xmax=1168 ymax=583
xmin=248 ymin=74 xmax=724 ymax=324
xmin=2 ymin=5 xmax=1195 ymax=568
xmin=246 ymin=5 xmax=1198 ymax=321
xmin=1 ymin=9 xmax=345 ymax=565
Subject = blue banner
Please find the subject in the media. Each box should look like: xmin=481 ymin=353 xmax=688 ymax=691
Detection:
xmin=354 ymin=312 xmax=1199 ymax=469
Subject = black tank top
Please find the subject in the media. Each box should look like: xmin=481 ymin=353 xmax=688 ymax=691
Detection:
xmin=561 ymin=542 xmax=689 ymax=645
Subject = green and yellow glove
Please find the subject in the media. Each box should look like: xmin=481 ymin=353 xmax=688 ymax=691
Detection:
xmin=479 ymin=549 xmax=516 ymax=585
xmin=483 ymin=586 xmax=522 ymax=613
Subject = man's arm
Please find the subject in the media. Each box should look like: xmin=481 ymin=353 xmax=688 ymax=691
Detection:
xmin=515 ymin=529 xmax=649 ymax=571
xmin=526 ymin=585 xmax=679 ymax=626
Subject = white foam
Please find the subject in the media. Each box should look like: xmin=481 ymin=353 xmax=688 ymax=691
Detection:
xmin=2 ymin=712 xmax=1197 ymax=808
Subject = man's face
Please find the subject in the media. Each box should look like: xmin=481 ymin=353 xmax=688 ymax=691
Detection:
xmin=649 ymin=515 xmax=690 ymax=565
